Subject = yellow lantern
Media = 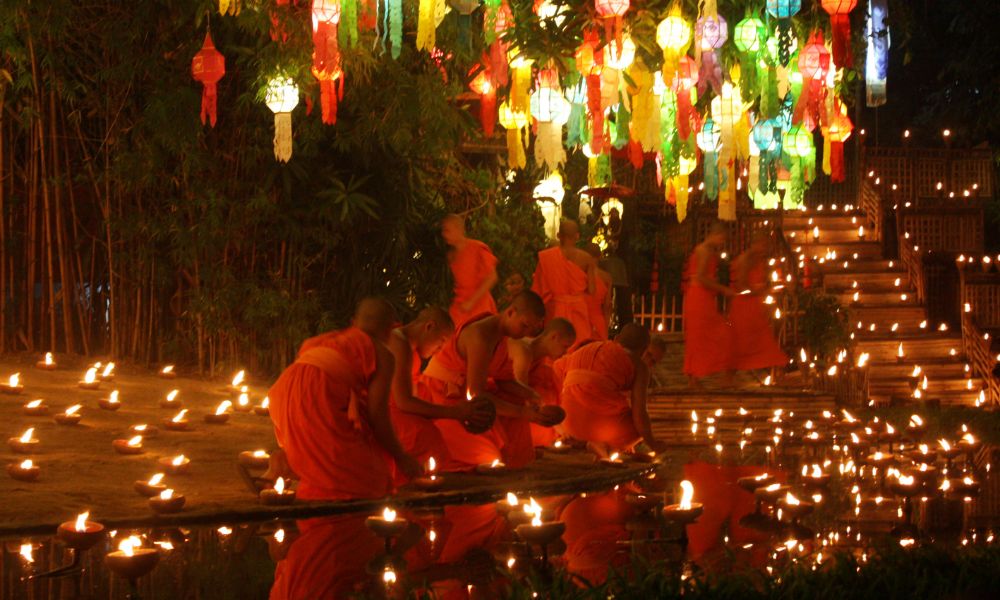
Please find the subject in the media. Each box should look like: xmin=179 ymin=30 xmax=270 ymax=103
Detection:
xmin=265 ymin=77 xmax=299 ymax=162
xmin=656 ymin=3 xmax=691 ymax=84
xmin=498 ymin=101 xmax=528 ymax=169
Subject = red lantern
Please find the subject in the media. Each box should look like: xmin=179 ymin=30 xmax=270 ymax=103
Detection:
xmin=795 ymin=31 xmax=831 ymax=131
xmin=469 ymin=66 xmax=497 ymax=137
xmin=595 ymin=0 xmax=630 ymax=48
xmin=191 ymin=32 xmax=225 ymax=127
xmin=672 ymin=56 xmax=699 ymax=141
xmin=821 ymin=0 xmax=857 ymax=68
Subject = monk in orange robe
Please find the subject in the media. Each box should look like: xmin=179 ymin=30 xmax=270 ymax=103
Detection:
xmin=560 ymin=324 xmax=667 ymax=457
xmin=683 ymin=222 xmax=735 ymax=389
xmin=268 ymin=298 xmax=422 ymax=500
xmin=419 ymin=291 xmax=562 ymax=471
xmin=442 ymin=214 xmax=499 ymax=326
xmin=499 ymin=318 xmax=576 ymax=449
xmin=728 ymin=231 xmax=788 ymax=372
xmin=531 ymin=219 xmax=595 ymax=341
xmin=584 ymin=243 xmax=613 ymax=339
xmin=387 ymin=307 xmax=495 ymax=485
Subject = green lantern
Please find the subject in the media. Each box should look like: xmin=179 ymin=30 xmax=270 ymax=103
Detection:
xmin=734 ymin=16 xmax=766 ymax=54
xmin=783 ymin=125 xmax=813 ymax=157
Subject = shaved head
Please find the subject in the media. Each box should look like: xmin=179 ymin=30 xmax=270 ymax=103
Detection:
xmin=643 ymin=336 xmax=667 ymax=368
xmin=510 ymin=290 xmax=546 ymax=319
xmin=414 ymin=306 xmax=454 ymax=332
xmin=354 ymin=297 xmax=398 ymax=342
xmin=543 ymin=317 xmax=576 ymax=343
xmin=615 ymin=323 xmax=651 ymax=353
xmin=558 ymin=219 xmax=580 ymax=246
xmin=441 ymin=213 xmax=465 ymax=228
xmin=441 ymin=213 xmax=467 ymax=245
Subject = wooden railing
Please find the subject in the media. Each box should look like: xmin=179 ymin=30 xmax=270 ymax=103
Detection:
xmin=960 ymin=268 xmax=1000 ymax=408
xmin=865 ymin=147 xmax=996 ymax=202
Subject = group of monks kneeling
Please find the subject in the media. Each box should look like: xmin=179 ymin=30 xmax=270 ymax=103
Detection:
xmin=261 ymin=293 xmax=667 ymax=501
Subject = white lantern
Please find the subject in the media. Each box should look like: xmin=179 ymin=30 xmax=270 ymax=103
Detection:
xmin=266 ymin=78 xmax=300 ymax=162
xmin=533 ymin=173 xmax=566 ymax=240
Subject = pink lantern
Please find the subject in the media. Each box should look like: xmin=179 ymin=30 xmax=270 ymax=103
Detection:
xmin=191 ymin=32 xmax=225 ymax=127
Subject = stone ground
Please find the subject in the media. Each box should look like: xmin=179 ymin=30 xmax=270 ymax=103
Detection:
xmin=0 ymin=353 xmax=655 ymax=535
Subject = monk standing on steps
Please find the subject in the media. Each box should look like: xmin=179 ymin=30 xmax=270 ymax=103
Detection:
xmin=442 ymin=214 xmax=499 ymax=327
xmin=531 ymin=219 xmax=595 ymax=341
xmin=419 ymin=291 xmax=563 ymax=471
xmin=560 ymin=324 xmax=667 ymax=458
xmin=386 ymin=307 xmax=495 ymax=484
xmin=683 ymin=222 xmax=735 ymax=389
xmin=268 ymin=298 xmax=423 ymax=501
xmin=728 ymin=231 xmax=788 ymax=376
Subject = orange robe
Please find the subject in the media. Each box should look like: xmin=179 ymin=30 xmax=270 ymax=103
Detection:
xmin=586 ymin=273 xmax=610 ymax=340
xmin=561 ymin=488 xmax=635 ymax=585
xmin=418 ymin=313 xmax=515 ymax=471
xmin=527 ymin=359 xmax=561 ymax=447
xmin=448 ymin=239 xmax=498 ymax=327
xmin=390 ymin=330 xmax=451 ymax=484
xmin=489 ymin=355 xmax=539 ymax=468
xmin=682 ymin=254 xmax=733 ymax=377
xmin=728 ymin=262 xmax=788 ymax=370
xmin=531 ymin=246 xmax=592 ymax=340
xmin=268 ymin=328 xmax=392 ymax=501
xmin=560 ymin=341 xmax=639 ymax=451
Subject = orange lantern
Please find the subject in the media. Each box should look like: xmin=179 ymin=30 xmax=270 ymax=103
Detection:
xmin=595 ymin=0 xmax=629 ymax=48
xmin=821 ymin=0 xmax=857 ymax=68
xmin=822 ymin=102 xmax=853 ymax=182
xmin=312 ymin=0 xmax=342 ymax=125
xmin=191 ymin=32 xmax=225 ymax=127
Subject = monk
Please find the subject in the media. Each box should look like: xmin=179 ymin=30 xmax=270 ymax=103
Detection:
xmin=683 ymin=222 xmax=735 ymax=389
xmin=531 ymin=219 xmax=595 ymax=342
xmin=499 ymin=272 xmax=526 ymax=307
xmin=268 ymin=298 xmax=422 ymax=500
xmin=500 ymin=318 xmax=576 ymax=449
xmin=560 ymin=324 xmax=667 ymax=457
xmin=584 ymin=243 xmax=613 ymax=339
xmin=728 ymin=231 xmax=788 ymax=373
xmin=442 ymin=214 xmax=499 ymax=326
xmin=387 ymin=307 xmax=494 ymax=483
xmin=419 ymin=291 xmax=562 ymax=471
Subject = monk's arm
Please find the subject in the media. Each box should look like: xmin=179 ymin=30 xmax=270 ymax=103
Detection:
xmin=695 ymin=247 xmax=734 ymax=296
xmin=510 ymin=340 xmax=533 ymax=384
xmin=466 ymin=335 xmax=537 ymax=419
xmin=494 ymin=379 xmax=541 ymax=403
xmin=368 ymin=344 xmax=419 ymax=469
xmin=388 ymin=338 xmax=466 ymax=421
xmin=462 ymin=267 xmax=498 ymax=310
xmin=630 ymin=362 xmax=660 ymax=447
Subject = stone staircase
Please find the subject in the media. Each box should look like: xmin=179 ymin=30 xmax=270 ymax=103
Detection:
xmin=785 ymin=209 xmax=985 ymax=408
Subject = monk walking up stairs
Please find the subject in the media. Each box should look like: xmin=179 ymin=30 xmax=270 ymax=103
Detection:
xmin=560 ymin=324 xmax=667 ymax=457
xmin=267 ymin=298 xmax=423 ymax=500
xmin=532 ymin=219 xmax=596 ymax=341
xmin=728 ymin=230 xmax=788 ymax=376
xmin=419 ymin=291 xmax=563 ymax=471
xmin=683 ymin=222 xmax=735 ymax=389
xmin=442 ymin=214 xmax=499 ymax=327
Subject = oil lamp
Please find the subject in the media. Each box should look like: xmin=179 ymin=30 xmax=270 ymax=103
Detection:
xmin=78 ymin=367 xmax=101 ymax=390
xmin=22 ymin=398 xmax=48 ymax=416
xmin=365 ymin=507 xmax=408 ymax=553
xmin=159 ymin=365 xmax=176 ymax=379
xmin=149 ymin=488 xmax=186 ymax=514
xmin=2 ymin=372 xmax=24 ymax=394
xmin=234 ymin=387 xmax=252 ymax=412
xmin=163 ymin=409 xmax=192 ymax=431
xmin=229 ymin=370 xmax=246 ymax=392
xmin=663 ymin=480 xmax=703 ymax=523
xmin=158 ymin=454 xmax=190 ymax=475
xmin=475 ymin=458 xmax=507 ymax=474
xmin=239 ymin=449 xmax=270 ymax=470
xmin=99 ymin=390 xmax=122 ymax=411
xmin=36 ymin=352 xmax=56 ymax=370
xmin=259 ymin=476 xmax=296 ymax=506
xmin=99 ymin=362 xmax=116 ymax=381
xmin=131 ymin=423 xmax=158 ymax=438
xmin=105 ymin=535 xmax=160 ymax=581
xmin=54 ymin=404 xmax=83 ymax=426
xmin=777 ymin=491 xmax=814 ymax=521
xmin=515 ymin=510 xmax=565 ymax=549
xmin=8 ymin=428 xmax=38 ymax=453
xmin=134 ymin=473 xmax=167 ymax=497
xmin=7 ymin=458 xmax=40 ymax=482
xmin=254 ymin=396 xmax=270 ymax=416
xmin=160 ymin=389 xmax=181 ymax=409
xmin=599 ymin=452 xmax=627 ymax=468
xmin=57 ymin=512 xmax=105 ymax=551
xmin=413 ymin=456 xmax=443 ymax=490
xmin=204 ymin=400 xmax=232 ymax=424
xmin=113 ymin=435 xmax=144 ymax=455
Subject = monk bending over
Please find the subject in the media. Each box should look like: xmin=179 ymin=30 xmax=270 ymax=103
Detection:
xmin=387 ymin=307 xmax=494 ymax=482
xmin=531 ymin=219 xmax=595 ymax=342
xmin=502 ymin=318 xmax=576 ymax=449
xmin=442 ymin=214 xmax=499 ymax=327
xmin=420 ymin=291 xmax=562 ymax=471
xmin=560 ymin=324 xmax=667 ymax=457
xmin=268 ymin=298 xmax=422 ymax=500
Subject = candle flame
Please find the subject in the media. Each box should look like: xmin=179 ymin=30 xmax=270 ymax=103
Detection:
xmin=525 ymin=497 xmax=542 ymax=517
xmin=19 ymin=428 xmax=34 ymax=443
xmin=531 ymin=513 xmax=542 ymax=527
xmin=166 ymin=389 xmax=179 ymax=402
xmin=275 ymin=476 xmax=285 ymax=493
xmin=44 ymin=352 xmax=53 ymax=365
xmin=237 ymin=392 xmax=249 ymax=407
xmin=383 ymin=568 xmax=397 ymax=584
xmin=274 ymin=529 xmax=285 ymax=543
xmin=252 ymin=449 xmax=267 ymax=458
xmin=108 ymin=390 xmax=120 ymax=404
xmin=26 ymin=399 xmax=42 ymax=408
xmin=215 ymin=400 xmax=232 ymax=415
xmin=940 ymin=479 xmax=951 ymax=491
xmin=171 ymin=455 xmax=186 ymax=466
xmin=963 ymin=476 xmax=974 ymax=485
xmin=608 ymin=452 xmax=619 ymax=462
xmin=886 ymin=423 xmax=895 ymax=435
xmin=962 ymin=433 xmax=976 ymax=445
xmin=910 ymin=415 xmax=924 ymax=427
xmin=75 ymin=512 xmax=89 ymax=532
xmin=9 ymin=373 xmax=19 ymax=387
xmin=899 ymin=474 xmax=915 ymax=486
xmin=857 ymin=353 xmax=870 ymax=368
xmin=127 ymin=435 xmax=142 ymax=447
xmin=465 ymin=389 xmax=472 ymax=402
xmin=19 ymin=543 xmax=33 ymax=563
xmin=939 ymin=439 xmax=952 ymax=452
xmin=679 ymin=480 xmax=694 ymax=510
xmin=506 ymin=492 xmax=519 ymax=506
xmin=134 ymin=424 xmax=148 ymax=432
xmin=897 ymin=342 xmax=904 ymax=357
xmin=161 ymin=365 xmax=174 ymax=374
xmin=811 ymin=464 xmax=823 ymax=478
xmin=102 ymin=363 xmax=115 ymax=378
xmin=20 ymin=459 xmax=33 ymax=469
xmin=149 ymin=473 xmax=164 ymax=485
xmin=171 ymin=409 xmax=188 ymax=423
xmin=261 ymin=397 xmax=269 ymax=409
xmin=217 ymin=526 xmax=232 ymax=536
xmin=160 ymin=489 xmax=174 ymax=500
xmin=82 ymin=368 xmax=97 ymax=384
xmin=118 ymin=536 xmax=142 ymax=557
xmin=231 ymin=370 xmax=245 ymax=387
xmin=490 ymin=458 xmax=501 ymax=468
xmin=65 ymin=404 xmax=82 ymax=416
xmin=382 ymin=507 xmax=396 ymax=522
xmin=428 ymin=456 xmax=436 ymax=472
xmin=784 ymin=492 xmax=801 ymax=506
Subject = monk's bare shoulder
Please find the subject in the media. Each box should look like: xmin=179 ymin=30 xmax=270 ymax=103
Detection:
xmin=386 ymin=329 xmax=411 ymax=363
xmin=564 ymin=247 xmax=595 ymax=270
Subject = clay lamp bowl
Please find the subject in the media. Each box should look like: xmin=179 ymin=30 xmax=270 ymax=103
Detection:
xmin=98 ymin=395 xmax=122 ymax=411
xmin=36 ymin=354 xmax=57 ymax=370
xmin=233 ymin=394 xmax=253 ymax=414
xmin=802 ymin=432 xmax=826 ymax=447
xmin=911 ymin=465 xmax=939 ymax=483
xmin=515 ymin=520 xmax=565 ymax=546
xmin=8 ymin=429 xmax=39 ymax=454
xmin=57 ymin=515 xmax=105 ymax=551
xmin=158 ymin=366 xmax=177 ymax=379
xmin=753 ymin=484 xmax=789 ymax=505
xmin=909 ymin=448 xmax=938 ymax=464
xmin=495 ymin=493 xmax=522 ymax=516
xmin=938 ymin=442 xmax=964 ymax=462
xmin=776 ymin=494 xmax=814 ymax=520
xmin=547 ymin=439 xmax=572 ymax=453
xmin=801 ymin=474 xmax=832 ymax=491
xmin=662 ymin=502 xmax=704 ymax=525
xmin=77 ymin=370 xmax=101 ymax=391
xmin=625 ymin=492 xmax=663 ymax=513
xmin=113 ymin=436 xmax=145 ymax=455
xmin=203 ymin=401 xmax=232 ymax=424
xmin=162 ymin=410 xmax=192 ymax=432
xmin=259 ymin=477 xmax=296 ymax=506
xmin=598 ymin=453 xmax=628 ymax=468
xmin=959 ymin=435 xmax=982 ymax=457
xmin=253 ymin=398 xmax=270 ymax=416
xmin=158 ymin=455 xmax=191 ymax=475
xmin=238 ymin=450 xmax=270 ymax=470
xmin=411 ymin=474 xmax=444 ymax=491
xmin=945 ymin=478 xmax=981 ymax=500
xmin=475 ymin=459 xmax=507 ymax=474
xmin=149 ymin=489 xmax=186 ymax=514
xmin=54 ymin=406 xmax=83 ymax=426
xmin=738 ymin=473 xmax=776 ymax=494
xmin=889 ymin=477 xmax=921 ymax=499
xmin=365 ymin=508 xmax=408 ymax=540
xmin=1 ymin=375 xmax=24 ymax=395
xmin=159 ymin=390 xmax=181 ymax=409
xmin=864 ymin=452 xmax=896 ymax=468
xmin=134 ymin=474 xmax=167 ymax=497
xmin=105 ymin=539 xmax=160 ymax=581
xmin=7 ymin=459 xmax=40 ymax=482
xmin=22 ymin=399 xmax=49 ymax=417
xmin=131 ymin=424 xmax=158 ymax=439
xmin=98 ymin=365 xmax=116 ymax=382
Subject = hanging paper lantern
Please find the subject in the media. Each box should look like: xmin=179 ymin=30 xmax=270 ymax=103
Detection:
xmin=534 ymin=172 xmax=565 ymax=240
xmin=312 ymin=0 xmax=341 ymax=30
xmin=498 ymin=101 xmax=529 ymax=169
xmin=694 ymin=2 xmax=727 ymax=96
xmin=821 ymin=0 xmax=857 ymax=68
xmin=416 ymin=0 xmax=438 ymax=50
xmin=766 ymin=0 xmax=801 ymax=66
xmin=219 ymin=0 xmax=240 ymax=16
xmin=312 ymin=0 xmax=343 ymax=125
xmin=795 ymin=31 xmax=831 ymax=131
xmin=191 ymin=32 xmax=225 ymax=127
xmin=595 ymin=0 xmax=630 ymax=48
xmin=865 ymin=0 xmax=889 ymax=107
xmin=672 ymin=55 xmax=699 ymax=141
xmin=821 ymin=102 xmax=853 ymax=182
xmin=469 ymin=68 xmax=497 ymax=137
xmin=602 ymin=34 xmax=636 ymax=71
xmin=782 ymin=124 xmax=815 ymax=208
xmin=656 ymin=3 xmax=691 ymax=84
xmin=783 ymin=125 xmax=813 ymax=158
xmin=733 ymin=16 xmax=765 ymax=53
xmin=696 ymin=118 xmax=722 ymax=202
xmin=265 ymin=78 xmax=299 ymax=163
xmin=669 ymin=154 xmax=697 ymax=222
xmin=531 ymin=86 xmax=572 ymax=171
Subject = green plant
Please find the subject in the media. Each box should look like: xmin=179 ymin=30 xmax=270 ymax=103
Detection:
xmin=795 ymin=290 xmax=852 ymax=361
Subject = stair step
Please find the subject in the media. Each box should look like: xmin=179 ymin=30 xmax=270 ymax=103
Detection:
xmin=824 ymin=271 xmax=909 ymax=288
xmin=866 ymin=360 xmax=971 ymax=379
xmin=814 ymin=259 xmax=903 ymax=273
xmin=854 ymin=337 xmax=963 ymax=362
xmin=868 ymin=377 xmax=982 ymax=394
xmin=786 ymin=228 xmax=867 ymax=243
xmin=836 ymin=291 xmax=918 ymax=305
xmin=784 ymin=213 xmax=867 ymax=229
xmin=869 ymin=389 xmax=986 ymax=408
xmin=795 ymin=242 xmax=884 ymax=260
xmin=849 ymin=305 xmax=926 ymax=323
xmin=853 ymin=324 xmax=953 ymax=338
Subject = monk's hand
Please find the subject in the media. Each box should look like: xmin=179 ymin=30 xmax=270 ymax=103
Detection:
xmin=459 ymin=399 xmax=496 ymax=433
xmin=397 ymin=454 xmax=424 ymax=480
xmin=529 ymin=405 xmax=565 ymax=427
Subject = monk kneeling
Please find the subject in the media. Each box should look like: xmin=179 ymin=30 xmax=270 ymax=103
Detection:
xmin=387 ymin=307 xmax=494 ymax=483
xmin=268 ymin=298 xmax=422 ymax=500
xmin=420 ymin=291 xmax=562 ymax=471
xmin=560 ymin=324 xmax=667 ymax=457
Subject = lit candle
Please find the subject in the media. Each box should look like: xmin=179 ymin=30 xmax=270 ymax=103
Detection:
xmin=35 ymin=352 xmax=56 ymax=370
xmin=104 ymin=535 xmax=160 ymax=581
xmin=253 ymin=396 xmax=270 ymax=416
xmin=112 ymin=435 xmax=144 ymax=455
xmin=476 ymin=458 xmax=508 ymax=473
xmin=7 ymin=458 xmax=40 ymax=482
xmin=131 ymin=423 xmax=158 ymax=438
xmin=234 ymin=387 xmax=252 ymax=412
xmin=158 ymin=454 xmax=191 ymax=475
xmin=259 ymin=476 xmax=297 ymax=505
xmin=163 ymin=409 xmax=192 ymax=431
xmin=149 ymin=488 xmax=186 ymax=514
xmin=57 ymin=511 xmax=105 ymax=550
xmin=133 ymin=472 xmax=167 ymax=497
xmin=8 ymin=428 xmax=38 ymax=454
xmin=54 ymin=404 xmax=83 ymax=426
xmin=159 ymin=365 xmax=176 ymax=379
xmin=78 ymin=367 xmax=101 ymax=390
xmin=99 ymin=390 xmax=122 ymax=411
xmin=22 ymin=398 xmax=49 ymax=416
xmin=2 ymin=372 xmax=24 ymax=394
xmin=204 ymin=400 xmax=232 ymax=424
xmin=238 ymin=449 xmax=270 ymax=469
xmin=160 ymin=389 xmax=181 ymax=408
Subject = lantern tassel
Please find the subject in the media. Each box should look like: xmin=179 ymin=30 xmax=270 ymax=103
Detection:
xmin=830 ymin=14 xmax=852 ymax=68
xmin=480 ymin=89 xmax=496 ymax=137
xmin=273 ymin=112 xmax=293 ymax=163
xmin=829 ymin=140 xmax=845 ymax=182
xmin=416 ymin=0 xmax=436 ymax=50
xmin=201 ymin=82 xmax=217 ymax=127
xmin=703 ymin=151 xmax=719 ymax=201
